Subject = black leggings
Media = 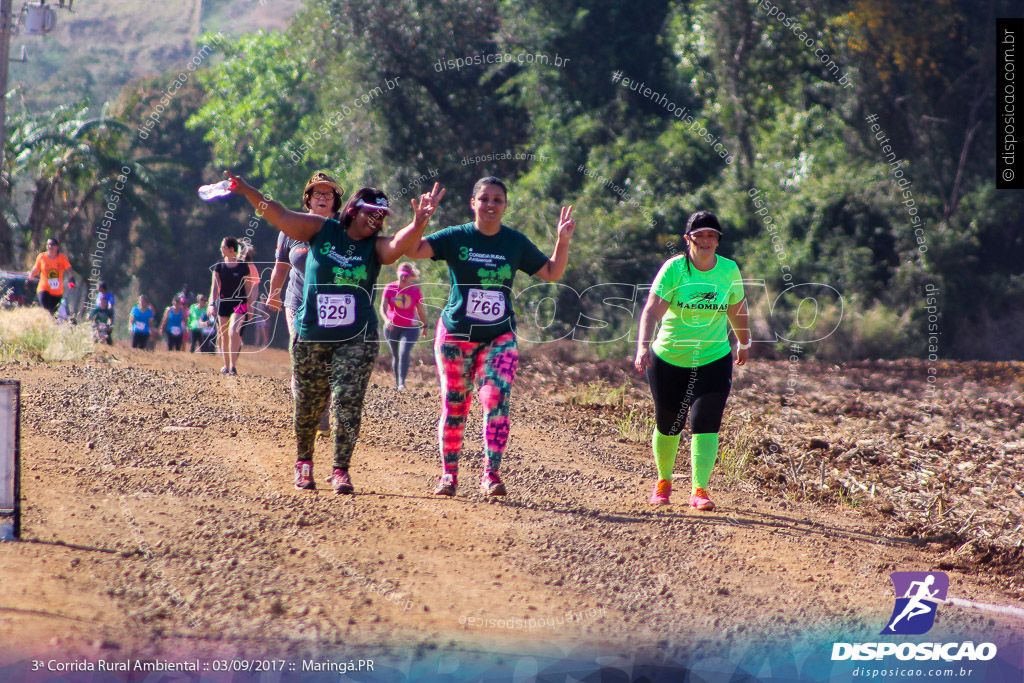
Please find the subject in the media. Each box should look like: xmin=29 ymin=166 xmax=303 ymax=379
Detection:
xmin=645 ymin=351 xmax=732 ymax=436
xmin=37 ymin=290 xmax=61 ymax=314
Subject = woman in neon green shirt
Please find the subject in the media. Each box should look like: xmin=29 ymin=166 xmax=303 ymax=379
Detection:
xmin=634 ymin=211 xmax=750 ymax=511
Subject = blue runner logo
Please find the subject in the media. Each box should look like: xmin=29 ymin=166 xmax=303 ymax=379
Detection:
xmin=882 ymin=571 xmax=948 ymax=635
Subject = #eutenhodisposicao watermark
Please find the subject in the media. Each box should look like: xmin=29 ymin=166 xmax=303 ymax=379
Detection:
xmin=612 ymin=70 xmax=736 ymax=165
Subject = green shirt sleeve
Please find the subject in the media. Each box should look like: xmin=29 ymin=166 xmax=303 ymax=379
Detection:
xmin=426 ymin=226 xmax=453 ymax=261
xmin=728 ymin=263 xmax=744 ymax=305
xmin=651 ymin=257 xmax=681 ymax=302
xmin=517 ymin=233 xmax=549 ymax=276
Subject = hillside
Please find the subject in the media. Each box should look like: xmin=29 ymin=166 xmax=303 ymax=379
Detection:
xmin=8 ymin=0 xmax=302 ymax=113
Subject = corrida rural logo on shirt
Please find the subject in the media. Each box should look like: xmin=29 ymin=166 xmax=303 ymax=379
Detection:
xmin=477 ymin=264 xmax=511 ymax=288
xmin=318 ymin=241 xmax=367 ymax=286
xmin=458 ymin=246 xmax=511 ymax=288
xmin=332 ymin=265 xmax=367 ymax=286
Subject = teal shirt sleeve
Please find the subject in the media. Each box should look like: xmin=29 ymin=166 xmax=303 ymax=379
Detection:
xmin=426 ymin=227 xmax=453 ymax=261
xmin=517 ymin=233 xmax=549 ymax=276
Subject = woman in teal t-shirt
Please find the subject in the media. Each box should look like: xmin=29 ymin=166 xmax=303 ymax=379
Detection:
xmin=159 ymin=297 xmax=186 ymax=352
xmin=634 ymin=211 xmax=750 ymax=511
xmin=405 ymin=176 xmax=576 ymax=498
xmin=223 ymin=172 xmax=445 ymax=495
xmin=129 ymin=295 xmax=155 ymax=350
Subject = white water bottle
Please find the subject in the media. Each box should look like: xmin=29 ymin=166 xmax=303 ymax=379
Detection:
xmin=198 ymin=179 xmax=236 ymax=201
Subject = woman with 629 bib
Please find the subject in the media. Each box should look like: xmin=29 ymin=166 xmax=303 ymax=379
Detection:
xmin=225 ymin=171 xmax=445 ymax=495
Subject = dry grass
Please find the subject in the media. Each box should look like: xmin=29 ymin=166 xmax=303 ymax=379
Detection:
xmin=0 ymin=307 xmax=94 ymax=362
xmin=566 ymin=379 xmax=629 ymax=408
xmin=613 ymin=405 xmax=655 ymax=443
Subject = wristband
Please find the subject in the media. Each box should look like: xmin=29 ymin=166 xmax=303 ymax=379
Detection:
xmin=737 ymin=339 xmax=752 ymax=350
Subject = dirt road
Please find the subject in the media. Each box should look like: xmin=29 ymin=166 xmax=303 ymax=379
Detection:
xmin=1 ymin=344 xmax=1022 ymax=673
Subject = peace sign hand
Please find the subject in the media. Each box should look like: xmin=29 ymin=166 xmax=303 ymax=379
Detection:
xmin=557 ymin=205 xmax=576 ymax=241
xmin=412 ymin=182 xmax=446 ymax=225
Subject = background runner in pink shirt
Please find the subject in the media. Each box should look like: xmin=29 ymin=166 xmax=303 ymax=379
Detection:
xmin=380 ymin=262 xmax=428 ymax=389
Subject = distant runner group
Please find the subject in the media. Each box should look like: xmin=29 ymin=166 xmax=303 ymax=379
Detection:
xmin=211 ymin=169 xmax=750 ymax=511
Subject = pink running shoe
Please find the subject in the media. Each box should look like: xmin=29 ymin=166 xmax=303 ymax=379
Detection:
xmin=480 ymin=471 xmax=506 ymax=497
xmin=650 ymin=479 xmax=671 ymax=505
xmin=433 ymin=473 xmax=458 ymax=496
xmin=331 ymin=468 xmax=354 ymax=495
xmin=690 ymin=487 xmax=715 ymax=511
xmin=294 ymin=460 xmax=315 ymax=490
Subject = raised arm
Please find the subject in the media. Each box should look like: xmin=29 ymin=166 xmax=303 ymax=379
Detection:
xmin=225 ymin=171 xmax=325 ymax=243
xmin=634 ymin=291 xmax=671 ymax=372
xmin=404 ymin=239 xmax=435 ymax=260
xmin=377 ymin=183 xmax=445 ymax=265
xmin=533 ymin=206 xmax=575 ymax=282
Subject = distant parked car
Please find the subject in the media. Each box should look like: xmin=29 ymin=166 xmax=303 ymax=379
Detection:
xmin=0 ymin=270 xmax=36 ymax=308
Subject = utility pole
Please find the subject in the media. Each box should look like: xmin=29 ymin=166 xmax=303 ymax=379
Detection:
xmin=0 ymin=0 xmax=13 ymax=266
xmin=0 ymin=0 xmax=11 ymax=178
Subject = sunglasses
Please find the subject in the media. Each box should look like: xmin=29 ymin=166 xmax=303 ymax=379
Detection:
xmin=310 ymin=191 xmax=335 ymax=199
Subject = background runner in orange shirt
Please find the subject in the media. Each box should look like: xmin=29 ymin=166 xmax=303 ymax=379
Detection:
xmin=28 ymin=238 xmax=73 ymax=315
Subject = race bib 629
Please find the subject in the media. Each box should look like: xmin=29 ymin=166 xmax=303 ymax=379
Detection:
xmin=316 ymin=293 xmax=356 ymax=328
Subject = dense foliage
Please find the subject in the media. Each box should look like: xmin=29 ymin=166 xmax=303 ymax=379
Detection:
xmin=3 ymin=0 xmax=1020 ymax=359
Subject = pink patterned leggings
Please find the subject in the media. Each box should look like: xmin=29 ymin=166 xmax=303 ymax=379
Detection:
xmin=434 ymin=323 xmax=518 ymax=474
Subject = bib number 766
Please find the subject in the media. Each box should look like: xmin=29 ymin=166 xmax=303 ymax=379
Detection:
xmin=466 ymin=288 xmax=505 ymax=322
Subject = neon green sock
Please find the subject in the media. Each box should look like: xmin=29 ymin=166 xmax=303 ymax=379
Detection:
xmin=652 ymin=428 xmax=682 ymax=481
xmin=691 ymin=433 xmax=719 ymax=490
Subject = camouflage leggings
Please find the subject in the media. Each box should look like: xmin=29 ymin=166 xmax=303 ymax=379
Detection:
xmin=286 ymin=308 xmax=330 ymax=432
xmin=291 ymin=336 xmax=378 ymax=469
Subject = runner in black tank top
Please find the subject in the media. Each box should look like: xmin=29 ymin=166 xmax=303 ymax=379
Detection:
xmin=214 ymin=261 xmax=250 ymax=316
xmin=209 ymin=236 xmax=258 ymax=374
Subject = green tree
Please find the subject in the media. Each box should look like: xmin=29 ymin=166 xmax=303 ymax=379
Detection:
xmin=1 ymin=100 xmax=169 ymax=280
xmin=188 ymin=30 xmax=316 ymax=204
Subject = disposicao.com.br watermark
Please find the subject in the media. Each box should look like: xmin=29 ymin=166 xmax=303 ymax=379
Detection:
xmin=435 ymin=51 xmax=570 ymax=72
xmin=461 ymin=150 xmax=548 ymax=166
